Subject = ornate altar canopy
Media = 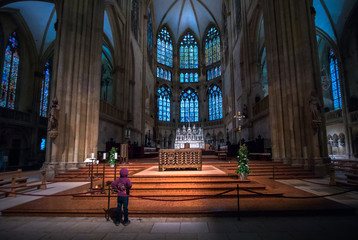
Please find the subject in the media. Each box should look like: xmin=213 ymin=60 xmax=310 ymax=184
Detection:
xmin=174 ymin=125 xmax=205 ymax=149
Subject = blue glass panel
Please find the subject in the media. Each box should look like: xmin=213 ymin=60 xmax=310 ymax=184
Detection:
xmin=194 ymin=73 xmax=198 ymax=82
xmin=180 ymin=73 xmax=184 ymax=83
xmin=40 ymin=138 xmax=46 ymax=151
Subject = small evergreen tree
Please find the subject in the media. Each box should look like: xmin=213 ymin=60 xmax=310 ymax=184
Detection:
xmin=108 ymin=147 xmax=117 ymax=164
xmin=236 ymin=144 xmax=251 ymax=175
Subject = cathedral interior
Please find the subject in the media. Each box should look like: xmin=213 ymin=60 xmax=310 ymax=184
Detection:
xmin=0 ymin=0 xmax=357 ymax=179
xmin=1 ymin=2 xmax=358 ymax=238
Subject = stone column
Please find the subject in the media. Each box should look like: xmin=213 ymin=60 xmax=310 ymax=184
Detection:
xmin=44 ymin=0 xmax=104 ymax=178
xmin=262 ymin=0 xmax=329 ymax=175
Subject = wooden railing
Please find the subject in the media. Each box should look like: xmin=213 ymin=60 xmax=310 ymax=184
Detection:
xmin=330 ymin=159 xmax=358 ymax=186
xmin=0 ymin=169 xmax=47 ymax=197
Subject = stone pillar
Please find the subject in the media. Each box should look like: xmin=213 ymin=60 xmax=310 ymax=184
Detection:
xmin=262 ymin=0 xmax=329 ymax=176
xmin=44 ymin=0 xmax=104 ymax=178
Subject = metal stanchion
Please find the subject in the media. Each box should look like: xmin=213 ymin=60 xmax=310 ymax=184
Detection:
xmin=114 ymin=163 xmax=117 ymax=181
xmin=88 ymin=163 xmax=91 ymax=178
xmin=96 ymin=161 xmax=99 ymax=179
xmin=102 ymin=163 xmax=106 ymax=190
xmin=90 ymin=161 xmax=94 ymax=191
xmin=237 ymin=184 xmax=240 ymax=221
xmin=106 ymin=184 xmax=111 ymax=221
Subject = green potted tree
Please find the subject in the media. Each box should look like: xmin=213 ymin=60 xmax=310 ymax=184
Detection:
xmin=236 ymin=144 xmax=251 ymax=180
xmin=108 ymin=147 xmax=117 ymax=167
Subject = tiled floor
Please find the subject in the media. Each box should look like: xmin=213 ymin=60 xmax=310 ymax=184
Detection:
xmin=0 ymin=214 xmax=357 ymax=240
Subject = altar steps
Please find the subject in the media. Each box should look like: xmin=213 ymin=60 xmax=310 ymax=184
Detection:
xmin=4 ymin=159 xmax=351 ymax=218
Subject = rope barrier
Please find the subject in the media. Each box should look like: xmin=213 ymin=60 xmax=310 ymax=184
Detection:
xmin=128 ymin=188 xmax=236 ymax=202
xmin=239 ymin=186 xmax=358 ymax=199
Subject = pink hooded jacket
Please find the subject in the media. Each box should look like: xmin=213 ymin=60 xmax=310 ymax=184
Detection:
xmin=111 ymin=168 xmax=132 ymax=197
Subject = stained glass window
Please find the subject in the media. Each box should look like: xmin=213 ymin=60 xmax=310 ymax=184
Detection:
xmin=147 ymin=8 xmax=153 ymax=65
xmin=180 ymin=88 xmax=199 ymax=122
xmin=1 ymin=32 xmax=19 ymax=109
xmin=179 ymin=72 xmax=198 ymax=83
xmin=180 ymin=32 xmax=198 ymax=69
xmin=329 ymin=49 xmax=341 ymax=110
xmin=205 ymin=27 xmax=220 ymax=66
xmin=157 ymin=85 xmax=171 ymax=122
xmin=157 ymin=67 xmax=171 ymax=81
xmin=40 ymin=61 xmax=51 ymax=117
xmin=206 ymin=67 xmax=221 ymax=80
xmin=157 ymin=27 xmax=173 ymax=67
xmin=40 ymin=138 xmax=46 ymax=151
xmin=208 ymin=85 xmax=223 ymax=120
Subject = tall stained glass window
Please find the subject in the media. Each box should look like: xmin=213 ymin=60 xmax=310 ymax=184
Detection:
xmin=147 ymin=8 xmax=153 ymax=65
xmin=157 ymin=27 xmax=173 ymax=67
xmin=40 ymin=61 xmax=51 ymax=117
xmin=179 ymin=32 xmax=198 ymax=69
xmin=157 ymin=67 xmax=171 ymax=81
xmin=329 ymin=49 xmax=341 ymax=110
xmin=205 ymin=27 xmax=220 ymax=66
xmin=1 ymin=32 xmax=19 ymax=109
xmin=157 ymin=85 xmax=171 ymax=122
xmin=208 ymin=85 xmax=223 ymax=121
xmin=180 ymin=88 xmax=199 ymax=122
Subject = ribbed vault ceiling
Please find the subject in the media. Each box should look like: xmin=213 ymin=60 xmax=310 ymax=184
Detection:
xmin=152 ymin=0 xmax=223 ymax=41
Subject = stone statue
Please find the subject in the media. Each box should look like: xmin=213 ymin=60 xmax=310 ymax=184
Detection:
xmin=308 ymin=92 xmax=322 ymax=122
xmin=48 ymin=97 xmax=60 ymax=131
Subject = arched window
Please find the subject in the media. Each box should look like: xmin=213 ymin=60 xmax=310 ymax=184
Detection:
xmin=208 ymin=85 xmax=223 ymax=120
xmin=205 ymin=27 xmax=220 ymax=66
xmin=180 ymin=32 xmax=198 ymax=69
xmin=157 ymin=27 xmax=173 ymax=67
xmin=180 ymin=88 xmax=199 ymax=122
xmin=101 ymin=46 xmax=113 ymax=104
xmin=180 ymin=72 xmax=198 ymax=83
xmin=329 ymin=49 xmax=341 ymax=110
xmin=157 ymin=85 xmax=171 ymax=122
xmin=147 ymin=8 xmax=153 ymax=65
xmin=1 ymin=32 xmax=19 ymax=109
xmin=40 ymin=61 xmax=51 ymax=117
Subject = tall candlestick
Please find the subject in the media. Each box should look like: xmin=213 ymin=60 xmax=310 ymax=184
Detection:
xmin=114 ymin=153 xmax=117 ymax=159
xmin=91 ymin=153 xmax=94 ymax=159
xmin=103 ymin=153 xmax=106 ymax=159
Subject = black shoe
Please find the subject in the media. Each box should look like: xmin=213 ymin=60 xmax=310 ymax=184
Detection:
xmin=123 ymin=220 xmax=131 ymax=226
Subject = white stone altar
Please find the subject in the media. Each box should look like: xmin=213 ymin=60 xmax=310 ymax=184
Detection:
xmin=174 ymin=125 xmax=205 ymax=149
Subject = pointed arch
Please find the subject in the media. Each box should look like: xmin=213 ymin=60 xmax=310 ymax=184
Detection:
xmin=1 ymin=31 xmax=19 ymax=109
xmin=179 ymin=30 xmax=199 ymax=69
xmin=157 ymin=26 xmax=173 ymax=67
xmin=180 ymin=88 xmax=199 ymax=122
xmin=40 ymin=60 xmax=51 ymax=117
xmin=208 ymin=84 xmax=223 ymax=120
xmin=204 ymin=25 xmax=220 ymax=66
xmin=157 ymin=85 xmax=171 ymax=122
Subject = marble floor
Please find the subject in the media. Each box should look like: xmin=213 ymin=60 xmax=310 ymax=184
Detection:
xmin=0 ymin=177 xmax=357 ymax=240
xmin=0 ymin=214 xmax=357 ymax=240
